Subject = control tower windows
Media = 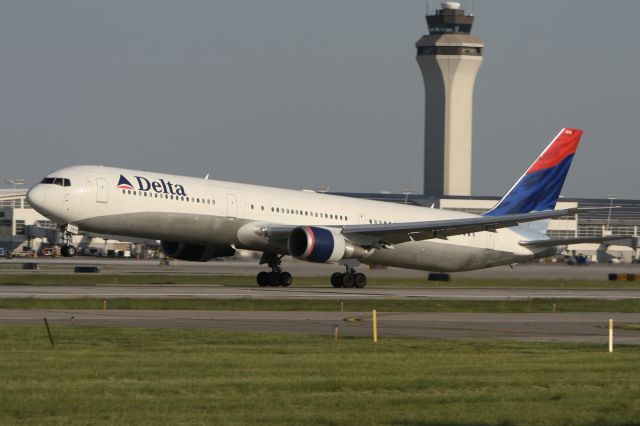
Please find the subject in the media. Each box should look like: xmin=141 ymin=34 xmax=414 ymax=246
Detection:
xmin=417 ymin=46 xmax=482 ymax=56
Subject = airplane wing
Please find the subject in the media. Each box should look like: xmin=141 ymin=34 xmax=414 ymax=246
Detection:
xmin=263 ymin=208 xmax=585 ymax=247
xmin=340 ymin=208 xmax=582 ymax=245
xmin=519 ymin=235 xmax=631 ymax=248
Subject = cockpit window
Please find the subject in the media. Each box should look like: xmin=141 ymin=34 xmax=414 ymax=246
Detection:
xmin=41 ymin=177 xmax=71 ymax=187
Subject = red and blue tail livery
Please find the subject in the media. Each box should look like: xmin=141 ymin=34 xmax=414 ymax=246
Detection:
xmin=485 ymin=128 xmax=583 ymax=216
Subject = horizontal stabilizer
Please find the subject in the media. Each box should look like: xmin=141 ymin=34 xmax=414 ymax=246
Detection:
xmin=520 ymin=236 xmax=631 ymax=248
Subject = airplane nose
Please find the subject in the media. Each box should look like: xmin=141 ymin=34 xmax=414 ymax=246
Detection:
xmin=26 ymin=185 xmax=46 ymax=210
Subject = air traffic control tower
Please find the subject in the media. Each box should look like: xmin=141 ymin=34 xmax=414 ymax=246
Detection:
xmin=416 ymin=2 xmax=483 ymax=196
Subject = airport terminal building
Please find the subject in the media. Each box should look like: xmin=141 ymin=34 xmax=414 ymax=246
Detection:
xmin=0 ymin=189 xmax=157 ymax=258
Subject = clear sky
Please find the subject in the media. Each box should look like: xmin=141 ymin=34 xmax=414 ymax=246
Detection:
xmin=1 ymin=0 xmax=638 ymax=198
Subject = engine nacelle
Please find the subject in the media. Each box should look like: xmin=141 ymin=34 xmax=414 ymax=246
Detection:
xmin=161 ymin=241 xmax=235 ymax=262
xmin=287 ymin=226 xmax=367 ymax=263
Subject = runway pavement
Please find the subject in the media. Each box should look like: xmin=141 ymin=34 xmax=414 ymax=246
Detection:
xmin=2 ymin=258 xmax=640 ymax=280
xmin=2 ymin=284 xmax=640 ymax=300
xmin=2 ymin=309 xmax=638 ymax=345
xmin=2 ymin=260 xmax=639 ymax=344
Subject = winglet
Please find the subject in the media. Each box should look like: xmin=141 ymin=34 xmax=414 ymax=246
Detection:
xmin=485 ymin=128 xmax=583 ymax=216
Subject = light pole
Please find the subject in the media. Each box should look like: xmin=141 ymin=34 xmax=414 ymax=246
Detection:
xmin=401 ymin=189 xmax=414 ymax=205
xmin=606 ymin=195 xmax=617 ymax=233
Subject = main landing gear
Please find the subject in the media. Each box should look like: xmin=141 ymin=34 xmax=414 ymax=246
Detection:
xmin=330 ymin=265 xmax=367 ymax=288
xmin=256 ymin=254 xmax=367 ymax=289
xmin=257 ymin=253 xmax=292 ymax=287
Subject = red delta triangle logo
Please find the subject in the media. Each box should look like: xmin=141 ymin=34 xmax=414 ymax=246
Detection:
xmin=117 ymin=175 xmax=135 ymax=190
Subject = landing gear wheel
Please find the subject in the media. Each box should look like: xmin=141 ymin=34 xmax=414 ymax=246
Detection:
xmin=60 ymin=245 xmax=76 ymax=257
xmin=354 ymin=273 xmax=367 ymax=288
xmin=342 ymin=273 xmax=355 ymax=288
xmin=267 ymin=272 xmax=280 ymax=287
xmin=331 ymin=272 xmax=344 ymax=288
xmin=280 ymin=272 xmax=292 ymax=287
xmin=257 ymin=271 xmax=269 ymax=287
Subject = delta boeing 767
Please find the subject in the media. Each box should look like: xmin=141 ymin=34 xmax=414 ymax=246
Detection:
xmin=25 ymin=128 xmax=616 ymax=288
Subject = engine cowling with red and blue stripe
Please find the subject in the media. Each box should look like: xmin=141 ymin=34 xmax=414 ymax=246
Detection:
xmin=287 ymin=226 xmax=367 ymax=263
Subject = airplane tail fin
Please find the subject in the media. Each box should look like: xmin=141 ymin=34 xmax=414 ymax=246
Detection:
xmin=484 ymin=128 xmax=583 ymax=217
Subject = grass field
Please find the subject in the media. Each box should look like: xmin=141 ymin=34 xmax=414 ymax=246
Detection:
xmin=1 ymin=326 xmax=639 ymax=425
xmin=2 ymin=297 xmax=640 ymax=313
xmin=0 ymin=273 xmax=638 ymax=288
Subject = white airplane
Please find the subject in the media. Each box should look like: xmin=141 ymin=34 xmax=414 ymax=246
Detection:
xmin=25 ymin=128 xmax=617 ymax=288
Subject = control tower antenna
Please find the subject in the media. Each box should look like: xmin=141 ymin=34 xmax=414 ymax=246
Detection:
xmin=416 ymin=2 xmax=484 ymax=196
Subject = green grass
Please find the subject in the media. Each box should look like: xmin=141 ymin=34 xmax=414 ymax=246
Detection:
xmin=1 ymin=297 xmax=640 ymax=313
xmin=0 ymin=273 xmax=638 ymax=288
xmin=0 ymin=326 xmax=639 ymax=425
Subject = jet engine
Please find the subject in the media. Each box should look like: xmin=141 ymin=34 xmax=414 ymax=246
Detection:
xmin=161 ymin=241 xmax=235 ymax=262
xmin=287 ymin=226 xmax=367 ymax=263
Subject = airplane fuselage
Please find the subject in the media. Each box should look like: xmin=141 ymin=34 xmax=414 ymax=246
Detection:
xmin=26 ymin=165 xmax=553 ymax=272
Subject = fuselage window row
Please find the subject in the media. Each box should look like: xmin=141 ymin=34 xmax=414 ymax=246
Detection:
xmin=119 ymin=189 xmax=352 ymax=221
xmin=122 ymin=189 xmax=214 ymax=205
xmin=267 ymin=206 xmax=347 ymax=221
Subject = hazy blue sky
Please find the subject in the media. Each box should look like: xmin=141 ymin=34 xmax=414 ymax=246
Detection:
xmin=1 ymin=0 xmax=638 ymax=198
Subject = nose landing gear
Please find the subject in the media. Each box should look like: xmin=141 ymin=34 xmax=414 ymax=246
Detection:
xmin=257 ymin=253 xmax=292 ymax=287
xmin=59 ymin=224 xmax=78 ymax=258
xmin=60 ymin=244 xmax=77 ymax=257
